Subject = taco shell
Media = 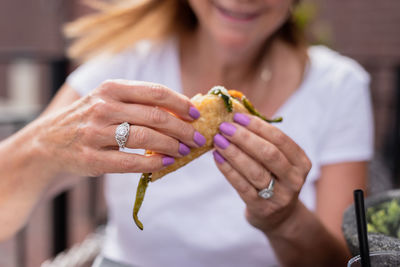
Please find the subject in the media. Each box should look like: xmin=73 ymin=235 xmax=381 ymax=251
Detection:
xmin=149 ymin=92 xmax=249 ymax=181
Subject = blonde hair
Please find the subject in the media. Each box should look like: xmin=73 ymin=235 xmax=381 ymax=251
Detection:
xmin=65 ymin=0 xmax=303 ymax=61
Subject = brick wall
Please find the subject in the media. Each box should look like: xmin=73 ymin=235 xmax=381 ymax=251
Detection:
xmin=310 ymin=0 xmax=400 ymax=153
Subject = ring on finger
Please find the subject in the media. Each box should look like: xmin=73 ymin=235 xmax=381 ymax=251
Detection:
xmin=115 ymin=122 xmax=130 ymax=149
xmin=258 ymin=176 xmax=275 ymax=199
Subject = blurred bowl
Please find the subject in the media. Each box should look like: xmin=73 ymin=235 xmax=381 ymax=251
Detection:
xmin=342 ymin=189 xmax=400 ymax=256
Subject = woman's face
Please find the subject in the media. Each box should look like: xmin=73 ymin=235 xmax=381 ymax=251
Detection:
xmin=187 ymin=0 xmax=293 ymax=52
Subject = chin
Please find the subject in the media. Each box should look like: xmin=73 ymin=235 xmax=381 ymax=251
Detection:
xmin=213 ymin=29 xmax=255 ymax=52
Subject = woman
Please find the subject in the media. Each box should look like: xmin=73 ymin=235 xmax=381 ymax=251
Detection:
xmin=0 ymin=0 xmax=373 ymax=266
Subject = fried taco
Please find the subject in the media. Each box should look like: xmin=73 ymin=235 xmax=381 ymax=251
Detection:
xmin=133 ymin=86 xmax=282 ymax=230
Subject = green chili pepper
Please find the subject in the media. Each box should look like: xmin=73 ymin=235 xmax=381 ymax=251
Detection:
xmin=133 ymin=173 xmax=151 ymax=230
xmin=242 ymin=97 xmax=283 ymax=123
xmin=209 ymin=87 xmax=233 ymax=112
xmin=220 ymin=93 xmax=233 ymax=112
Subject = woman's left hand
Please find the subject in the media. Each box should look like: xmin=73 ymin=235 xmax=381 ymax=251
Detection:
xmin=212 ymin=113 xmax=312 ymax=233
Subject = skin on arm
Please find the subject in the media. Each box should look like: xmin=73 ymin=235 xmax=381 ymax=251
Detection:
xmin=316 ymin=162 xmax=368 ymax=249
xmin=41 ymin=83 xmax=81 ymax=117
xmin=0 ymin=84 xmax=80 ymax=241
xmin=40 ymin=85 xmax=86 ymax=198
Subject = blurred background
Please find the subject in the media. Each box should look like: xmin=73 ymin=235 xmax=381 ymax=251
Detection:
xmin=0 ymin=0 xmax=399 ymax=266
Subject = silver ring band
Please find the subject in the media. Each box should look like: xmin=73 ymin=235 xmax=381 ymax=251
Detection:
xmin=115 ymin=122 xmax=130 ymax=149
xmin=258 ymin=177 xmax=275 ymax=199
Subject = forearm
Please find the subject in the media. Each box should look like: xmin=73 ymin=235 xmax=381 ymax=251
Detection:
xmin=0 ymin=119 xmax=58 ymax=241
xmin=265 ymin=201 xmax=351 ymax=267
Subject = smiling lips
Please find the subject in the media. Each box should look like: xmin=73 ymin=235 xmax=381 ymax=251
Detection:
xmin=213 ymin=2 xmax=262 ymax=22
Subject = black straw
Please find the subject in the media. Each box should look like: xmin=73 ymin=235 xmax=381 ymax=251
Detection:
xmin=354 ymin=189 xmax=371 ymax=267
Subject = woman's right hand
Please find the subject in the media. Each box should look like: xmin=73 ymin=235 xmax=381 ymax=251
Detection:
xmin=36 ymin=79 xmax=203 ymax=177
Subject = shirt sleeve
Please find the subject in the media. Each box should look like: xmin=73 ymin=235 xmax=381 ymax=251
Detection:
xmin=318 ymin=67 xmax=374 ymax=165
xmin=66 ymin=49 xmax=137 ymax=96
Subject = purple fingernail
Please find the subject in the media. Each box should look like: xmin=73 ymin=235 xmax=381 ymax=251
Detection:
xmin=189 ymin=106 xmax=200 ymax=119
xmin=178 ymin=142 xmax=190 ymax=156
xmin=213 ymin=134 xmax=230 ymax=149
xmin=234 ymin=113 xmax=250 ymax=126
xmin=162 ymin=156 xmax=175 ymax=166
xmin=193 ymin=131 xmax=206 ymax=147
xmin=213 ymin=150 xmax=225 ymax=164
xmin=219 ymin=122 xmax=236 ymax=136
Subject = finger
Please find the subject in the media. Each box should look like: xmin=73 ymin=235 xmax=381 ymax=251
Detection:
xmin=98 ymin=80 xmax=200 ymax=121
xmin=218 ymin=122 xmax=291 ymax=180
xmin=233 ymin=113 xmax=308 ymax=167
xmin=110 ymin=103 xmax=205 ymax=148
xmin=102 ymin=125 xmax=190 ymax=158
xmin=213 ymin=134 xmax=273 ymax=191
xmin=213 ymin=150 xmax=289 ymax=209
xmin=98 ymin=150 xmax=174 ymax=174
xmin=212 ymin=150 xmax=259 ymax=204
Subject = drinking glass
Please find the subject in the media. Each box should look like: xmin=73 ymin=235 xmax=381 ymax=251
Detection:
xmin=348 ymin=251 xmax=400 ymax=267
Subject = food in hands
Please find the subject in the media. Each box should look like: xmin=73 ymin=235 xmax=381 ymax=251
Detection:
xmin=133 ymin=86 xmax=282 ymax=230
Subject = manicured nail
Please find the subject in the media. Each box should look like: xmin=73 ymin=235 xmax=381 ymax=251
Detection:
xmin=234 ymin=113 xmax=250 ymax=126
xmin=213 ymin=134 xmax=230 ymax=149
xmin=193 ymin=131 xmax=206 ymax=146
xmin=178 ymin=142 xmax=190 ymax=156
xmin=162 ymin=156 xmax=175 ymax=166
xmin=189 ymin=106 xmax=200 ymax=119
xmin=219 ymin=122 xmax=236 ymax=136
xmin=213 ymin=150 xmax=225 ymax=164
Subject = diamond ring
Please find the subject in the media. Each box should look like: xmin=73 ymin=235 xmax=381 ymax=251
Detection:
xmin=115 ymin=122 xmax=130 ymax=149
xmin=258 ymin=177 xmax=275 ymax=199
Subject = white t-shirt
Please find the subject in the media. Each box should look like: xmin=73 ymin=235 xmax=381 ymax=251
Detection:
xmin=67 ymin=38 xmax=374 ymax=267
